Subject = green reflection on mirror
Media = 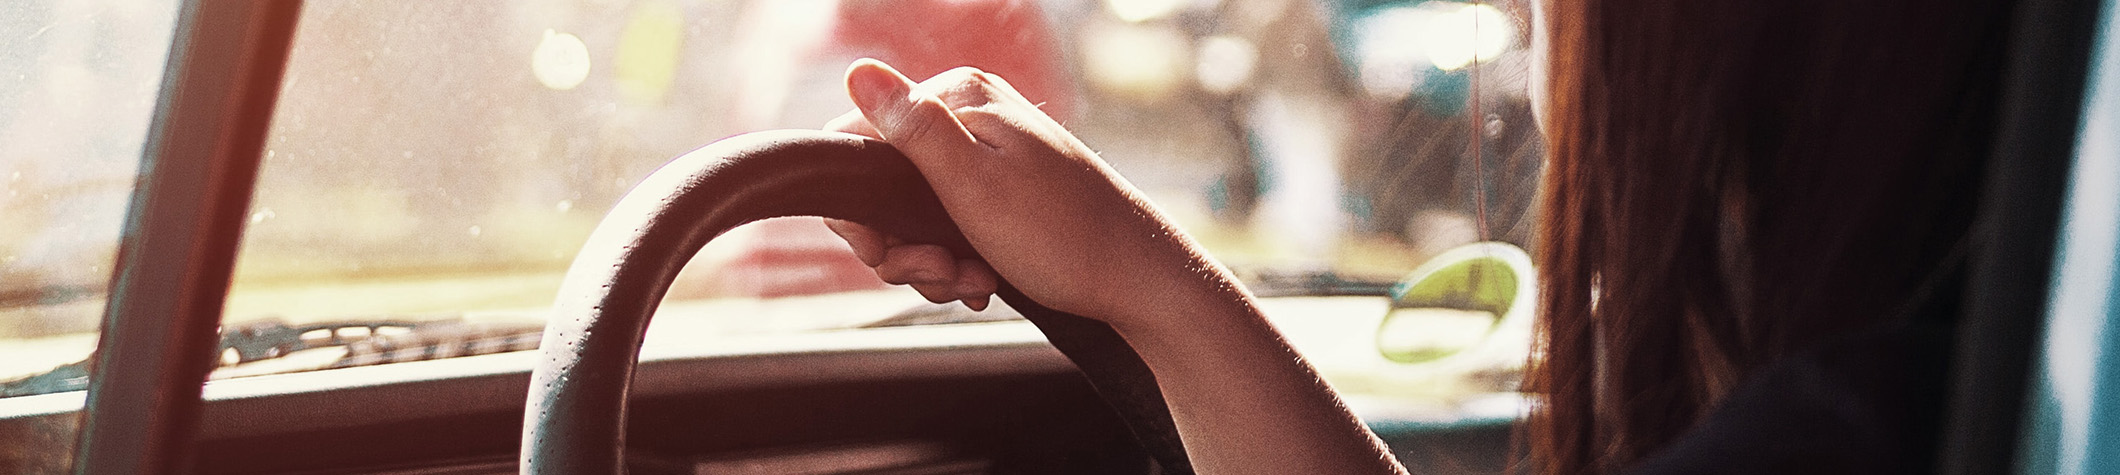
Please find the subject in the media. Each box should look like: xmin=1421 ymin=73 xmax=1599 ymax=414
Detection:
xmin=1377 ymin=242 xmax=1528 ymax=364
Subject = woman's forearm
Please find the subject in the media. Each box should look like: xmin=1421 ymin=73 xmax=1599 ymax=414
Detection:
xmin=1114 ymin=297 xmax=1409 ymax=475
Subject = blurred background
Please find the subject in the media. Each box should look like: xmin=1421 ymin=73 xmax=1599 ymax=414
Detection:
xmin=1 ymin=1 xmax=1544 ymax=471
xmin=0 ymin=0 xmax=1542 ymax=408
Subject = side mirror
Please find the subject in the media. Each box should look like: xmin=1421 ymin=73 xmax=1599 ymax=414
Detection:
xmin=1376 ymin=242 xmax=1535 ymax=366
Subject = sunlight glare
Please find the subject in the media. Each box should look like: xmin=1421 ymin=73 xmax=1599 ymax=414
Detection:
xmin=1105 ymin=0 xmax=1187 ymax=23
xmin=1196 ymin=35 xmax=1258 ymax=94
xmin=1421 ymin=3 xmax=1513 ymax=71
xmin=1082 ymin=22 xmax=1190 ymax=100
xmin=533 ymin=29 xmax=591 ymax=90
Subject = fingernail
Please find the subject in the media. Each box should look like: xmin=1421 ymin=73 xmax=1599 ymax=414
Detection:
xmin=847 ymin=59 xmax=906 ymax=115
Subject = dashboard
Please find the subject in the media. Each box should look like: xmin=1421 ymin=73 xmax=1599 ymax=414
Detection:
xmin=0 ymin=298 xmax=1517 ymax=474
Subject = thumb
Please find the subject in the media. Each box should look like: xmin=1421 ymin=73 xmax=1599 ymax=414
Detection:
xmin=844 ymin=59 xmax=986 ymax=167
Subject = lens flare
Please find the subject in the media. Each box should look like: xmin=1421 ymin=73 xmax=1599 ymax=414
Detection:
xmin=532 ymin=29 xmax=591 ymax=90
xmin=1422 ymin=3 xmax=1513 ymax=71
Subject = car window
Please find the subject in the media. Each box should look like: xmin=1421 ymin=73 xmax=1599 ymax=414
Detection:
xmin=0 ymin=0 xmax=182 ymax=470
xmin=4 ymin=0 xmax=1542 ymax=425
xmin=0 ymin=0 xmax=182 ymax=388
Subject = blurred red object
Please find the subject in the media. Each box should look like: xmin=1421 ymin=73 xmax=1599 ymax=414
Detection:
xmin=832 ymin=0 xmax=1074 ymax=121
xmin=671 ymin=218 xmax=893 ymax=299
xmin=679 ymin=0 xmax=1073 ymax=299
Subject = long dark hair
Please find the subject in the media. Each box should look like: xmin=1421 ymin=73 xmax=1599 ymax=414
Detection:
xmin=1527 ymin=0 xmax=2013 ymax=472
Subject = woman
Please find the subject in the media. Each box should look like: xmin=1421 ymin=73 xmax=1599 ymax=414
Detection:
xmin=820 ymin=0 xmax=2011 ymax=471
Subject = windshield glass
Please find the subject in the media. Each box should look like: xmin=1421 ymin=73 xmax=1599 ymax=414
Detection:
xmin=0 ymin=0 xmax=180 ymax=384
xmin=0 ymin=0 xmax=181 ymax=471
xmin=2 ymin=0 xmax=1542 ymax=420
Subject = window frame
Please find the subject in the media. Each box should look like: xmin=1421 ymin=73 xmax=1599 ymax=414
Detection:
xmin=73 ymin=1 xmax=302 ymax=473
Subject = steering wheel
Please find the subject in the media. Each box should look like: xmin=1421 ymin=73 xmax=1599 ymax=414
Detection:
xmin=519 ymin=130 xmax=1192 ymax=474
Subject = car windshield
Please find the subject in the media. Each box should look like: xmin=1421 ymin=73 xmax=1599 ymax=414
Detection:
xmin=0 ymin=0 xmax=180 ymax=394
xmin=1 ymin=0 xmax=1543 ymax=423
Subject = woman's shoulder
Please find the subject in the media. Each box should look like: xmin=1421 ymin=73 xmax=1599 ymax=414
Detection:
xmin=1626 ymin=321 xmax=1953 ymax=474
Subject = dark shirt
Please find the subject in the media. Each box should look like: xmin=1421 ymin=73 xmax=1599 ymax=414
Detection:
xmin=1627 ymin=321 xmax=1953 ymax=474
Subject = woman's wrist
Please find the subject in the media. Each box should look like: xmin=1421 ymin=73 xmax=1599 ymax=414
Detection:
xmin=1101 ymin=280 xmax=1267 ymax=348
xmin=1097 ymin=275 xmax=1407 ymax=475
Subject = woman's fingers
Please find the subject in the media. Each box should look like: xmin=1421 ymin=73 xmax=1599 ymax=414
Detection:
xmin=825 ymin=218 xmax=997 ymax=310
xmin=846 ymin=60 xmax=992 ymax=169
xmin=828 ymin=60 xmax=1036 ymax=312
xmin=910 ymin=282 xmax=963 ymax=304
xmin=823 ymin=218 xmax=891 ymax=266
xmin=952 ymin=106 xmax=1045 ymax=151
xmin=874 ymin=244 xmax=957 ymax=285
xmin=909 ymin=259 xmax=998 ymax=308
xmin=882 ymin=249 xmax=998 ymax=309
xmin=823 ymin=105 xmax=995 ymax=309
xmin=959 ymin=295 xmax=992 ymax=311
xmin=952 ymin=259 xmax=998 ymax=311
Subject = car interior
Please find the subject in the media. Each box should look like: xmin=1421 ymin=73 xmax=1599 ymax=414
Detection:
xmin=0 ymin=0 xmax=2114 ymax=473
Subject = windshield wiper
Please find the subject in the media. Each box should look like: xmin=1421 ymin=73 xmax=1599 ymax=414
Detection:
xmin=857 ymin=268 xmax=1400 ymax=330
xmin=0 ymin=284 xmax=103 ymax=308
xmin=0 ymin=360 xmax=88 ymax=398
xmin=0 ymin=316 xmax=546 ymax=397
xmin=0 ymin=271 xmax=1394 ymax=399
xmin=1239 ymin=268 xmax=1398 ymax=298
xmin=321 ymin=319 xmax=543 ymax=368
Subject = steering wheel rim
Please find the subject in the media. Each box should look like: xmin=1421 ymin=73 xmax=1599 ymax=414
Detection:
xmin=520 ymin=130 xmax=1191 ymax=474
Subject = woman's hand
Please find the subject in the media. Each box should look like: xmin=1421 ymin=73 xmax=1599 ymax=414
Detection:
xmin=823 ymin=59 xmax=1404 ymax=475
xmin=821 ymin=59 xmax=1246 ymax=332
